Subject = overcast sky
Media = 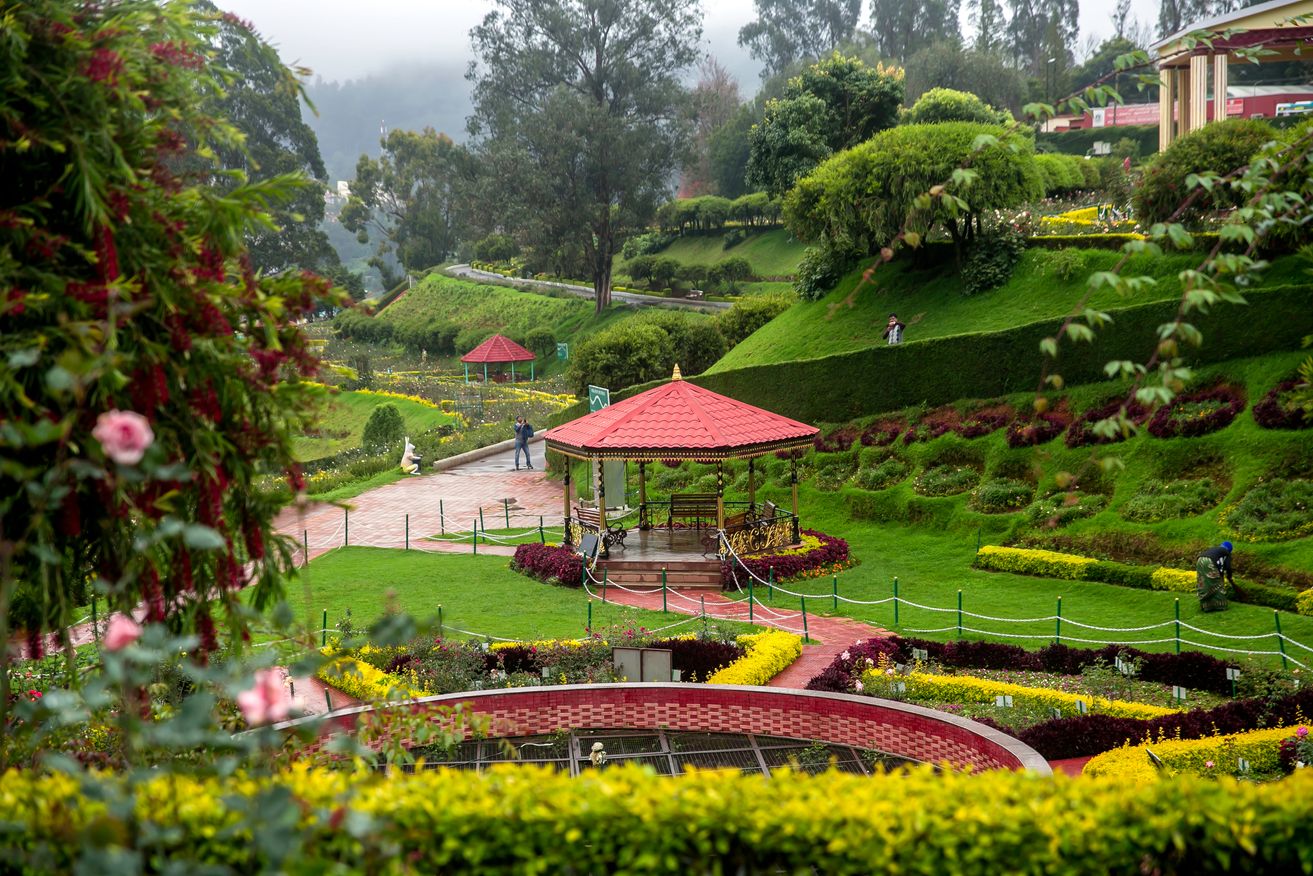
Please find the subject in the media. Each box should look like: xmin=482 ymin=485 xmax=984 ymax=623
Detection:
xmin=221 ymin=0 xmax=1165 ymax=88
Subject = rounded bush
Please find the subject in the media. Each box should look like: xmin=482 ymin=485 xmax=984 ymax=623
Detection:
xmin=970 ymin=478 xmax=1033 ymax=514
xmin=361 ymin=403 xmax=405 ymax=452
xmin=913 ymin=464 xmax=980 ymax=497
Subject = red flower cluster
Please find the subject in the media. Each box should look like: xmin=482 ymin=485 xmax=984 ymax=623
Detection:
xmin=1064 ymin=396 xmax=1151 ymax=448
xmin=1253 ymin=379 xmax=1309 ymax=431
xmin=511 ymin=543 xmax=583 ymax=588
xmin=721 ymin=529 xmax=850 ymax=587
xmin=82 ymin=47 xmax=123 ymax=84
xmin=1146 ymin=384 xmax=1246 ymax=439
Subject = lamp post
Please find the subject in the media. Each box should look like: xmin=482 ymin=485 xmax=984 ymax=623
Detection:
xmin=1046 ymin=57 xmax=1057 ymax=111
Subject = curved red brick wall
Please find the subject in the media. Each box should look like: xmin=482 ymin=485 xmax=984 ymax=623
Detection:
xmin=301 ymin=684 xmax=1050 ymax=774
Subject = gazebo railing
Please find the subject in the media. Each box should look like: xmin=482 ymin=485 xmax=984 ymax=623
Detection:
xmin=716 ymin=513 xmax=796 ymax=561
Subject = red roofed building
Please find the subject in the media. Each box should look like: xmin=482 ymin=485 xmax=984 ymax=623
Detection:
xmin=460 ymin=334 xmax=536 ymax=383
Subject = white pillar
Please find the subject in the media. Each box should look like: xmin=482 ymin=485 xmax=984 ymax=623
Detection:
xmin=1213 ymin=53 xmax=1229 ymax=123
xmin=1189 ymin=54 xmax=1209 ymax=132
xmin=1159 ymin=66 xmax=1176 ymax=151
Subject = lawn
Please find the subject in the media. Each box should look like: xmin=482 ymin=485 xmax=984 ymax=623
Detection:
xmin=711 ymin=248 xmax=1308 ymax=372
xmin=294 ymin=389 xmax=454 ymax=462
xmin=287 ymin=547 xmax=755 ymax=643
xmin=618 ymin=228 xmax=806 ymax=279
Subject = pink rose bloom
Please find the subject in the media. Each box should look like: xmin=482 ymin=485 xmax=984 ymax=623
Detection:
xmin=1299 ymin=727 xmax=1309 ymax=739
xmin=237 ymin=668 xmax=290 ymax=726
xmin=104 ymin=615 xmax=142 ymax=651
xmin=1204 ymin=760 xmax=1214 ymax=769
xmin=93 ymin=410 xmax=154 ymax=465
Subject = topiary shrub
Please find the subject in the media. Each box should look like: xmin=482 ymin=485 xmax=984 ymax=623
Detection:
xmin=901 ymin=88 xmax=1011 ymax=125
xmin=970 ymin=478 xmax=1033 ymax=513
xmin=361 ymin=403 xmax=405 ymax=452
xmin=1120 ymin=478 xmax=1225 ymax=523
xmin=1146 ymin=384 xmax=1246 ymax=439
xmin=913 ymin=464 xmax=980 ymax=497
xmin=961 ymin=227 xmax=1026 ymax=295
xmin=1133 ymin=118 xmax=1277 ymax=225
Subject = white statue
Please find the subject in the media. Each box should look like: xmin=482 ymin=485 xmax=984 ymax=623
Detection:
xmin=400 ymin=436 xmax=419 ymax=475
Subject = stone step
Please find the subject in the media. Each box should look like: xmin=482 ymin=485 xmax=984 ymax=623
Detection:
xmin=605 ymin=571 xmax=722 ymax=584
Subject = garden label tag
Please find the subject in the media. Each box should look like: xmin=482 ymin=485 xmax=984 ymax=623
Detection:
xmin=994 ymin=695 xmax=1013 ymax=708
xmin=1172 ymin=686 xmax=1187 ymax=702
xmin=1226 ymin=668 xmax=1241 ymax=681
xmin=912 ymin=648 xmax=928 ymax=662
xmin=1075 ymin=700 xmax=1088 ymax=714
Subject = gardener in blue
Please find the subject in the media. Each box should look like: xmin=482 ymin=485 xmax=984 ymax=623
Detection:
xmin=1195 ymin=541 xmax=1235 ymax=612
xmin=514 ymin=416 xmax=534 ymax=470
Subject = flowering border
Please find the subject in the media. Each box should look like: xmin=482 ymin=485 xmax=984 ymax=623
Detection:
xmin=1146 ymin=383 xmax=1246 ymax=439
xmin=511 ymin=543 xmax=583 ymax=588
xmin=706 ymin=629 xmax=802 ymax=686
xmin=721 ymin=529 xmax=853 ymax=586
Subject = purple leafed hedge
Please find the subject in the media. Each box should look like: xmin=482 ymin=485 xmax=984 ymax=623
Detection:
xmin=860 ymin=419 xmax=905 ymax=447
xmin=814 ymin=425 xmax=859 ymax=452
xmin=1064 ymin=397 xmax=1151 ymax=448
xmin=511 ymin=543 xmax=582 ymax=588
xmin=1005 ymin=406 xmax=1072 ymax=448
xmin=721 ymin=529 xmax=850 ymax=587
xmin=1146 ymin=383 xmax=1246 ymax=439
xmin=1253 ymin=379 xmax=1310 ymax=430
xmin=956 ymin=403 xmax=1014 ymax=439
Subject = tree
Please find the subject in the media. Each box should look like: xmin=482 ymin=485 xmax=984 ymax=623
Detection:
xmin=905 ymin=42 xmax=1028 ymax=114
xmin=747 ymin=53 xmax=905 ymax=196
xmin=468 ymin=0 xmax=702 ymax=313
xmin=683 ymin=57 xmax=742 ymax=196
xmin=1133 ymin=119 xmax=1277 ymax=224
xmin=340 ymin=127 xmax=471 ymax=274
xmin=970 ymin=0 xmax=1007 ymax=53
xmin=201 ymin=4 xmax=337 ymax=272
xmin=708 ymin=104 xmax=759 ymax=198
xmin=784 ymin=122 xmax=1042 ymax=259
xmin=738 ymin=0 xmax=863 ymax=77
xmin=869 ymin=0 xmax=963 ymax=64
xmin=362 ymin=404 xmax=405 ymax=452
xmin=1006 ymin=0 xmax=1078 ymax=76
xmin=902 ymin=88 xmax=1011 ymax=125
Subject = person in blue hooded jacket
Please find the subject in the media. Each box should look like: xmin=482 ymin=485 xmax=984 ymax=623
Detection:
xmin=1195 ymin=541 xmax=1235 ymax=612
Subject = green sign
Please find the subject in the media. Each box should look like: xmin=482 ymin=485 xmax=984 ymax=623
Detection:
xmin=556 ymin=342 xmax=569 ymax=361
xmin=588 ymin=385 xmax=610 ymax=412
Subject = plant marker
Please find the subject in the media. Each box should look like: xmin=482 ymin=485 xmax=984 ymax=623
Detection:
xmin=504 ymin=498 xmax=510 ymax=528
xmin=344 ymin=508 xmax=349 ymax=546
xmin=405 ymin=513 xmax=409 ymax=550
xmin=602 ymin=569 xmax=608 ymax=603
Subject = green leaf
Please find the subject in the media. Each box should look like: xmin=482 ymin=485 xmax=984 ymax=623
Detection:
xmin=183 ymin=524 xmax=226 ymax=550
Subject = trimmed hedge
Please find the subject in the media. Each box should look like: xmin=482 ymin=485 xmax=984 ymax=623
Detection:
xmin=1083 ymin=725 xmax=1291 ymax=780
xmin=1037 ymin=124 xmax=1159 ymax=158
xmin=974 ymin=545 xmax=1096 ymax=580
xmin=706 ymin=629 xmax=802 ymax=686
xmin=4 ymin=767 xmax=1313 ymax=873
xmin=510 ymin=543 xmax=583 ymax=588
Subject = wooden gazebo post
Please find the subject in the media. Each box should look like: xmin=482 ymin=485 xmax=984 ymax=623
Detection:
xmin=638 ymin=461 xmax=649 ymax=529
xmin=562 ymin=463 xmax=573 ymax=546
xmin=715 ymin=461 xmax=725 ymax=531
xmin=747 ymin=458 xmax=756 ymax=511
xmin=596 ymin=457 xmax=608 ymax=557
xmin=790 ymin=457 xmax=801 ymax=544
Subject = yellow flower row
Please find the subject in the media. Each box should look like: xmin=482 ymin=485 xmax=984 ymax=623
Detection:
xmin=859 ymin=667 xmax=1179 ymax=720
xmin=1150 ymin=567 xmax=1197 ymax=593
xmin=1083 ymin=725 xmax=1296 ymax=780
xmin=707 ymin=629 xmax=803 ymax=686
xmin=354 ymin=388 xmax=442 ymax=410
xmin=974 ymin=545 xmax=1096 ymax=580
xmin=317 ymin=651 xmax=429 ymax=702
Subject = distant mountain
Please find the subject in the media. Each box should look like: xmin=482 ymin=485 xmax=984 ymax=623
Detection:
xmin=304 ymin=62 xmax=471 ymax=182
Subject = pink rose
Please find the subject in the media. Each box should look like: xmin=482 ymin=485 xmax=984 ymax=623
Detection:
xmin=1299 ymin=727 xmax=1309 ymax=739
xmin=237 ymin=668 xmax=290 ymax=726
xmin=93 ymin=410 xmax=154 ymax=465
xmin=104 ymin=615 xmax=142 ymax=651
xmin=1204 ymin=760 xmax=1214 ymax=769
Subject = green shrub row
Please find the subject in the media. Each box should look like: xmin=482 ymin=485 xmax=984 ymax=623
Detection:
xmin=2 ymin=767 xmax=1312 ymax=873
xmin=1037 ymin=124 xmax=1160 ymax=158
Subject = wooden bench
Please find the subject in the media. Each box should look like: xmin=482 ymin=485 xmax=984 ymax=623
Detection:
xmin=700 ymin=510 xmax=750 ymax=555
xmin=574 ymin=506 xmax=626 ymax=553
xmin=668 ymin=493 xmax=719 ymax=529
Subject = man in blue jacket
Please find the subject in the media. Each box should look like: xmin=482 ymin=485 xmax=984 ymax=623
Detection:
xmin=514 ymin=416 xmax=534 ymax=470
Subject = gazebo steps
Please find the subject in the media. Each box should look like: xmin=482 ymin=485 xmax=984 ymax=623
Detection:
xmin=596 ymin=559 xmax=723 ymax=591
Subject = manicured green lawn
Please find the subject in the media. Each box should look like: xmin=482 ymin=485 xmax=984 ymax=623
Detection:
xmin=620 ymin=229 xmax=805 ymax=278
xmin=294 ymin=389 xmax=454 ymax=461
xmin=712 ymin=248 xmax=1307 ymax=372
xmin=287 ymin=547 xmax=754 ymax=642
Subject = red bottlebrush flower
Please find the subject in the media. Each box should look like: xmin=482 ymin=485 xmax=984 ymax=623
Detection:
xmin=83 ymin=48 xmax=124 ymax=84
xmin=26 ymin=628 xmax=42 ymax=660
xmin=194 ymin=245 xmax=226 ymax=283
xmin=24 ymin=230 xmax=68 ymax=261
xmin=154 ymin=127 xmax=187 ymax=156
xmin=239 ymin=252 xmax=256 ymax=296
xmin=59 ymin=490 xmax=81 ymax=537
xmin=198 ymin=476 xmax=223 ymax=527
xmin=67 ymin=281 xmax=109 ymax=309
xmin=150 ymin=41 xmax=205 ymax=70
xmin=191 ymin=301 xmax=233 ymax=336
xmin=143 ymin=566 xmax=165 ymax=623
xmin=107 ymin=190 xmax=131 ymax=220
xmin=130 ymin=364 xmax=170 ymax=416
xmin=189 ymin=381 xmax=222 ymax=422
xmin=173 ymin=547 xmax=194 ymax=593
xmin=195 ymin=603 xmax=217 ymax=663
xmin=250 ymin=347 xmax=286 ymax=381
xmin=287 ymin=464 xmax=305 ymax=494
xmin=243 ymin=516 xmax=265 ymax=561
xmin=164 ymin=312 xmax=192 ymax=352
xmin=94 ymin=225 xmax=119 ymax=282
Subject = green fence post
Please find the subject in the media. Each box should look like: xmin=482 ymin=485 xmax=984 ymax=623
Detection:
xmin=893 ymin=577 xmax=899 ymax=628
xmin=800 ymin=596 xmax=810 ymax=644
xmin=748 ymin=575 xmax=755 ymax=624
xmin=832 ymin=575 xmax=838 ymax=612
xmin=539 ymin=516 xmax=545 ymax=544
xmin=479 ymin=507 xmax=485 ymax=533
xmin=405 ymin=514 xmax=409 ymax=551
xmin=440 ymin=499 xmax=445 ymax=534
xmin=1055 ymin=596 xmax=1062 ymax=645
xmin=472 ymin=519 xmax=478 ymax=555
xmin=661 ymin=567 xmax=668 ymax=614
xmin=587 ymin=600 xmax=592 ymax=633
xmin=504 ymin=498 xmax=510 ymax=529
xmin=768 ymin=566 xmax=774 ymax=600
xmin=1275 ymin=611 xmax=1289 ymax=671
xmin=438 ymin=605 xmax=444 ymax=638
xmin=303 ymin=529 xmax=309 ymax=568
xmin=602 ymin=569 xmax=608 ymax=603
xmin=956 ymin=590 xmax=963 ymax=639
xmin=324 ymin=689 xmax=333 ymax=712
xmin=321 ymin=609 xmax=327 ymax=648
xmin=1174 ymin=599 xmax=1181 ymax=654
xmin=344 ymin=508 xmax=348 ymax=546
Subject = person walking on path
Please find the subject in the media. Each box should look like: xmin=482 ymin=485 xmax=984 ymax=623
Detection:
xmin=1196 ymin=541 xmax=1236 ymax=612
xmin=882 ymin=313 xmax=906 ymax=346
xmin=514 ymin=416 xmax=534 ymax=470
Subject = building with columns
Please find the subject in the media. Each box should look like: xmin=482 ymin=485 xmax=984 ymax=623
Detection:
xmin=1154 ymin=0 xmax=1313 ymax=150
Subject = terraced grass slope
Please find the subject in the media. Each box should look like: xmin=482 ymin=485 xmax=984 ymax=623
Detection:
xmin=711 ymin=248 xmax=1308 ymax=373
xmin=294 ymin=389 xmax=454 ymax=461
xmin=616 ymin=229 xmax=807 ymax=280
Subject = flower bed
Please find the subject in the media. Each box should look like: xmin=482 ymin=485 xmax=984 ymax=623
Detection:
xmin=852 ymin=457 xmax=910 ymax=491
xmin=956 ymin=402 xmax=1014 ymax=439
xmin=318 ymin=651 xmax=429 ymax=702
xmin=721 ymin=529 xmax=853 ymax=586
xmin=1064 ymin=396 xmax=1151 ymax=448
xmin=913 ymin=464 xmax=980 ymax=497
xmin=511 ymin=543 xmax=583 ymax=588
xmin=706 ymin=629 xmax=802 ymax=686
xmin=1024 ymin=491 xmax=1107 ymax=528
xmin=974 ymin=545 xmax=1096 ymax=579
xmin=1146 ymin=384 xmax=1246 ymax=439
xmin=1004 ymin=404 xmax=1071 ymax=448
xmin=813 ymin=424 xmax=859 ymax=452
xmin=1220 ymin=479 xmax=1313 ymax=542
xmin=1120 ymin=477 xmax=1225 ymax=523
xmin=969 ymin=478 xmax=1033 ymax=514
xmin=859 ymin=418 xmax=905 ymax=446
xmin=1083 ymin=725 xmax=1291 ymax=780
xmin=1253 ymin=379 xmax=1310 ymax=430
xmin=901 ymin=406 xmax=959 ymax=444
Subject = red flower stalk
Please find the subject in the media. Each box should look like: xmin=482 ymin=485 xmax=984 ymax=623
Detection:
xmin=143 ymin=565 xmax=165 ymax=623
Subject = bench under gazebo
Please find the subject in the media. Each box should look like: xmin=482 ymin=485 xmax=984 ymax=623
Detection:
xmin=461 ymin=334 xmax=536 ymax=383
xmin=543 ymin=367 xmax=818 ymax=580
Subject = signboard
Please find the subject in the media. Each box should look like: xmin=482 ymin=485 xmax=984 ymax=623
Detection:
xmin=556 ymin=342 xmax=569 ymax=361
xmin=587 ymin=384 xmax=610 ymax=412
xmin=612 ymin=647 xmax=673 ymax=682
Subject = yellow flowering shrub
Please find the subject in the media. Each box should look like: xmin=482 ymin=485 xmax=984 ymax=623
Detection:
xmin=860 ymin=668 xmax=1179 ymax=720
xmin=318 ymin=650 xmax=429 ymax=702
xmin=707 ymin=629 xmax=802 ymax=686
xmin=1298 ymin=589 xmax=1313 ymax=618
xmin=974 ymin=545 xmax=1097 ymax=580
xmin=1084 ymin=725 xmax=1294 ymax=781
xmin=1150 ymin=567 xmax=1197 ymax=593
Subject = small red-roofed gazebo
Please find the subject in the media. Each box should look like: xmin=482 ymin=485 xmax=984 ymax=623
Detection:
xmin=544 ymin=366 xmax=818 ymax=559
xmin=461 ymin=334 xmax=536 ymax=383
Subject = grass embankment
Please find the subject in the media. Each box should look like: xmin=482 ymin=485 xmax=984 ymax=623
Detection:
xmin=293 ymin=390 xmax=454 ymax=462
xmin=712 ymin=248 xmax=1308 ymax=372
xmin=289 ymin=547 xmax=756 ymax=642
xmin=618 ymin=228 xmax=806 ymax=279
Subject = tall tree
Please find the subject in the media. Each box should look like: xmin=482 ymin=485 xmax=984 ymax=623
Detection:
xmin=468 ymin=0 xmax=702 ymax=313
xmin=708 ymin=104 xmax=759 ymax=198
xmin=905 ymin=42 xmax=1027 ymax=114
xmin=747 ymin=53 xmax=905 ymax=196
xmin=340 ymin=128 xmax=472 ymax=275
xmin=1114 ymin=0 xmax=1134 ymax=38
xmin=869 ymin=0 xmax=962 ymax=63
xmin=970 ymin=0 xmax=1007 ymax=53
xmin=738 ymin=0 xmax=863 ymax=77
xmin=203 ymin=4 xmax=336 ymax=272
xmin=682 ymin=57 xmax=742 ymax=196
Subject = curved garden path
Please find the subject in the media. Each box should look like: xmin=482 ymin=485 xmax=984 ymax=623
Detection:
xmin=446 ymin=265 xmax=731 ymax=312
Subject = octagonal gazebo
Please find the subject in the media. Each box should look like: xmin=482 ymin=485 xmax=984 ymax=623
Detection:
xmin=544 ymin=367 xmax=818 ymax=563
xmin=461 ymin=334 xmax=536 ymax=383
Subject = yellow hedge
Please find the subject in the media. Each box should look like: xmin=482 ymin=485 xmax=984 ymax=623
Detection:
xmin=860 ymin=668 xmax=1179 ymax=720
xmin=3 ymin=765 xmax=1313 ymax=872
xmin=317 ymin=651 xmax=429 ymax=702
xmin=974 ymin=545 xmax=1097 ymax=580
xmin=1150 ymin=567 xmax=1197 ymax=593
xmin=1297 ymin=589 xmax=1313 ymax=617
xmin=707 ymin=629 xmax=802 ymax=686
xmin=1084 ymin=726 xmax=1295 ymax=781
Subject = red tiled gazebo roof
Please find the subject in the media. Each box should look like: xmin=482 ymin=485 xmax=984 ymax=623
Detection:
xmin=460 ymin=334 xmax=535 ymax=364
xmin=544 ymin=373 xmax=818 ymax=460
